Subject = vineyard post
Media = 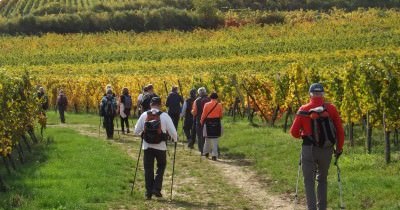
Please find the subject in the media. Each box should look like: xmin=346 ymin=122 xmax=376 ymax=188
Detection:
xmin=383 ymin=112 xmax=391 ymax=164
xmin=163 ymin=81 xmax=169 ymax=100
xmin=366 ymin=111 xmax=372 ymax=154
xmin=283 ymin=107 xmax=293 ymax=133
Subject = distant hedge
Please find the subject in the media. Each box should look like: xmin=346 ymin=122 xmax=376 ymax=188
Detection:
xmin=0 ymin=8 xmax=224 ymax=34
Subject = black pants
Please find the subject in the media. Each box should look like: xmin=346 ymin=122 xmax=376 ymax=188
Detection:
xmin=143 ymin=148 xmax=167 ymax=196
xmin=184 ymin=117 xmax=196 ymax=146
xmin=120 ymin=116 xmax=129 ymax=132
xmin=168 ymin=112 xmax=180 ymax=130
xmin=195 ymin=120 xmax=205 ymax=153
xmin=58 ymin=108 xmax=65 ymax=123
xmin=103 ymin=116 xmax=114 ymax=138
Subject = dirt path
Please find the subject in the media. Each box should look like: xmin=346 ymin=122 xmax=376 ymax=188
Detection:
xmin=51 ymin=123 xmax=302 ymax=209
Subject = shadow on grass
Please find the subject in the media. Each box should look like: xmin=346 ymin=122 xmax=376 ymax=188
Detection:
xmin=0 ymin=135 xmax=51 ymax=209
xmin=156 ymin=198 xmax=221 ymax=209
xmin=218 ymin=147 xmax=254 ymax=167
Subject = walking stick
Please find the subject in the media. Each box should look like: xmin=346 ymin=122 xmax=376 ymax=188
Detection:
xmin=170 ymin=141 xmax=177 ymax=200
xmin=294 ymin=149 xmax=302 ymax=210
xmin=335 ymin=157 xmax=345 ymax=209
xmin=98 ymin=116 xmax=102 ymax=137
xmin=131 ymin=139 xmax=143 ymax=195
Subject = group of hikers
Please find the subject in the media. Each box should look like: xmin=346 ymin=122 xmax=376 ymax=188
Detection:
xmin=37 ymin=82 xmax=345 ymax=209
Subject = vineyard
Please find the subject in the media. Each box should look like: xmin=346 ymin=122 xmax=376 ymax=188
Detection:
xmin=0 ymin=7 xmax=400 ymax=209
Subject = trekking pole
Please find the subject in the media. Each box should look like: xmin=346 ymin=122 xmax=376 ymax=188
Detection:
xmin=131 ymin=139 xmax=143 ymax=195
xmin=98 ymin=116 xmax=102 ymax=137
xmin=335 ymin=157 xmax=345 ymax=209
xmin=170 ymin=141 xmax=177 ymax=200
xmin=294 ymin=150 xmax=302 ymax=210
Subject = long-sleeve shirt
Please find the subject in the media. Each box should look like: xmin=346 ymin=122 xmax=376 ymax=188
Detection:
xmin=290 ymin=97 xmax=345 ymax=151
xmin=200 ymin=99 xmax=223 ymax=125
xmin=134 ymin=108 xmax=178 ymax=151
xmin=180 ymin=101 xmax=188 ymax=118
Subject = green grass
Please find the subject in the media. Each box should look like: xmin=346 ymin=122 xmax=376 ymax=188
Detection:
xmin=2 ymin=112 xmax=400 ymax=209
xmin=219 ymin=118 xmax=400 ymax=210
xmin=0 ymin=126 xmax=135 ymax=210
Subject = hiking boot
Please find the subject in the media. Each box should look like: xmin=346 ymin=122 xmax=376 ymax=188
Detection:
xmin=127 ymin=129 xmax=130 ymax=134
xmin=203 ymin=153 xmax=209 ymax=158
xmin=212 ymin=156 xmax=217 ymax=161
xmin=145 ymin=193 xmax=152 ymax=200
xmin=152 ymin=191 xmax=163 ymax=198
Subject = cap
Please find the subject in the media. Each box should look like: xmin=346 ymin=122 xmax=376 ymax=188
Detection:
xmin=309 ymin=83 xmax=324 ymax=93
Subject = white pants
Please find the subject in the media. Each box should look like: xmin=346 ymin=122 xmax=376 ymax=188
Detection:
xmin=203 ymin=138 xmax=219 ymax=157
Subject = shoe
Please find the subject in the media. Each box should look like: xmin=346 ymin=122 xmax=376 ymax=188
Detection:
xmin=212 ymin=156 xmax=217 ymax=161
xmin=145 ymin=194 xmax=152 ymax=200
xmin=127 ymin=130 xmax=130 ymax=134
xmin=152 ymin=191 xmax=163 ymax=198
xmin=204 ymin=153 xmax=209 ymax=158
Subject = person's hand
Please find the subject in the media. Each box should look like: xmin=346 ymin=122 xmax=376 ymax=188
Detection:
xmin=334 ymin=149 xmax=343 ymax=159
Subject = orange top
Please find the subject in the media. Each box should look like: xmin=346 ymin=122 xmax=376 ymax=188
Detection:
xmin=200 ymin=99 xmax=223 ymax=125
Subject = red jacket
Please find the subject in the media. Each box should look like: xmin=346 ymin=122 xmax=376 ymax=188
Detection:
xmin=290 ymin=97 xmax=345 ymax=151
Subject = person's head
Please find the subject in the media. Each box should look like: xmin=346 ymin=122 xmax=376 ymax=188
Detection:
xmin=197 ymin=87 xmax=207 ymax=97
xmin=189 ymin=89 xmax=197 ymax=98
xmin=106 ymin=84 xmax=112 ymax=91
xmin=309 ymin=83 xmax=325 ymax=98
xmin=150 ymin=97 xmax=161 ymax=108
xmin=147 ymin=84 xmax=154 ymax=93
xmin=143 ymin=86 xmax=148 ymax=93
xmin=210 ymin=92 xmax=218 ymax=100
xmin=59 ymin=89 xmax=64 ymax=95
xmin=171 ymin=86 xmax=178 ymax=93
xmin=122 ymin=87 xmax=129 ymax=95
xmin=39 ymin=87 xmax=44 ymax=93
xmin=106 ymin=89 xmax=113 ymax=96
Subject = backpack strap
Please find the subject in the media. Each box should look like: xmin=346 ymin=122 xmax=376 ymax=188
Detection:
xmin=296 ymin=110 xmax=309 ymax=116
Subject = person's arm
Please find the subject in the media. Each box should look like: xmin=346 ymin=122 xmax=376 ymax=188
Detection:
xmin=290 ymin=108 xmax=304 ymax=139
xmin=180 ymin=101 xmax=187 ymax=118
xmin=164 ymin=114 xmax=178 ymax=142
xmin=166 ymin=94 xmax=170 ymax=108
xmin=191 ymin=99 xmax=197 ymax=117
xmin=134 ymin=113 xmax=146 ymax=135
xmin=329 ymin=105 xmax=345 ymax=152
xmin=200 ymin=103 xmax=209 ymax=125
xmin=219 ymin=103 xmax=223 ymax=118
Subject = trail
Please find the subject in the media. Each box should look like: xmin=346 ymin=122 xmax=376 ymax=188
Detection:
xmin=50 ymin=123 xmax=303 ymax=209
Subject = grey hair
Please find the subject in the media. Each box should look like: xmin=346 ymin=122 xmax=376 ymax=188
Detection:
xmin=197 ymin=87 xmax=207 ymax=96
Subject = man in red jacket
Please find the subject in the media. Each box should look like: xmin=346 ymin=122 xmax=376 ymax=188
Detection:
xmin=290 ymin=83 xmax=344 ymax=210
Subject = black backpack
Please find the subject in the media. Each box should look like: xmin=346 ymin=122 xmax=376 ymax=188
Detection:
xmin=102 ymin=96 xmax=116 ymax=117
xmin=143 ymin=111 xmax=168 ymax=144
xmin=141 ymin=93 xmax=155 ymax=112
xmin=297 ymin=104 xmax=336 ymax=148
xmin=123 ymin=95 xmax=132 ymax=109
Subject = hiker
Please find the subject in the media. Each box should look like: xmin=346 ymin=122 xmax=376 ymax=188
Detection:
xmin=141 ymin=84 xmax=159 ymax=112
xmin=201 ymin=92 xmax=223 ymax=161
xmin=56 ymin=89 xmax=68 ymax=123
xmin=136 ymin=86 xmax=147 ymax=117
xmin=166 ymin=86 xmax=183 ymax=129
xmin=181 ymin=89 xmax=197 ymax=148
xmin=290 ymin=83 xmax=344 ymax=210
xmin=37 ymin=87 xmax=49 ymax=113
xmin=120 ymin=87 xmax=132 ymax=134
xmin=191 ymin=87 xmax=210 ymax=153
xmin=100 ymin=89 xmax=117 ymax=139
xmin=134 ymin=97 xmax=178 ymax=200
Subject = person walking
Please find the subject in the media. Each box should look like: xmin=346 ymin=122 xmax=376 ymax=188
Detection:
xmin=136 ymin=86 xmax=147 ymax=117
xmin=120 ymin=87 xmax=132 ymax=134
xmin=56 ymin=89 xmax=68 ymax=123
xmin=166 ymin=86 xmax=183 ymax=129
xmin=141 ymin=84 xmax=159 ymax=112
xmin=290 ymin=83 xmax=344 ymax=210
xmin=200 ymin=92 xmax=223 ymax=161
xmin=134 ymin=97 xmax=178 ymax=200
xmin=100 ymin=89 xmax=117 ymax=139
xmin=191 ymin=87 xmax=210 ymax=154
xmin=37 ymin=87 xmax=49 ymax=114
xmin=181 ymin=89 xmax=197 ymax=148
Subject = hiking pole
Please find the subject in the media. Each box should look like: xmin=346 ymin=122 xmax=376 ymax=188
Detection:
xmin=170 ymin=141 xmax=177 ymax=200
xmin=131 ymin=139 xmax=143 ymax=195
xmin=335 ymin=157 xmax=345 ymax=209
xmin=294 ymin=150 xmax=302 ymax=210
